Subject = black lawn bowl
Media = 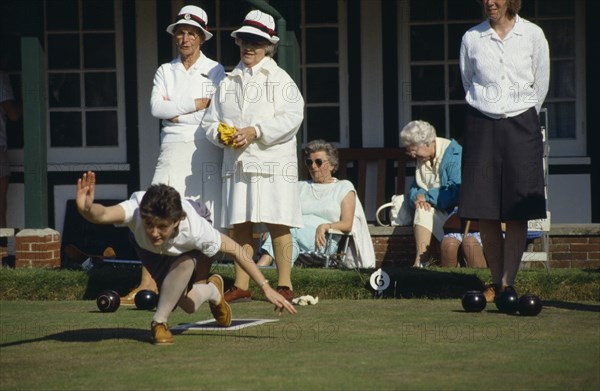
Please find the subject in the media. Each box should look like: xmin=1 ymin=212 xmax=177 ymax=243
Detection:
xmin=518 ymin=293 xmax=543 ymax=316
xmin=97 ymin=289 xmax=120 ymax=312
xmin=494 ymin=290 xmax=519 ymax=314
xmin=134 ymin=289 xmax=159 ymax=310
xmin=461 ymin=290 xmax=486 ymax=313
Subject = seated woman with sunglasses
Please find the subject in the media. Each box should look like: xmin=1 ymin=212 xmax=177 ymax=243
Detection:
xmin=257 ymin=139 xmax=375 ymax=270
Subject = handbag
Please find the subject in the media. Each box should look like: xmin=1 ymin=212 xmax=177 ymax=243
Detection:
xmin=376 ymin=194 xmax=414 ymax=226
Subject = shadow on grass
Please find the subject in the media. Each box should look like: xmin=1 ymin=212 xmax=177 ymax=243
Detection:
xmin=0 ymin=324 xmax=278 ymax=348
xmin=542 ymin=301 xmax=600 ymax=313
xmin=0 ymin=327 xmax=149 ymax=347
xmin=377 ymin=266 xmax=485 ymax=299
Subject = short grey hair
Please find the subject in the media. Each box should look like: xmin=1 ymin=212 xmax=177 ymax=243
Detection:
xmin=399 ymin=120 xmax=437 ymax=147
xmin=264 ymin=43 xmax=277 ymax=57
xmin=304 ymin=139 xmax=339 ymax=172
xmin=234 ymin=37 xmax=277 ymax=57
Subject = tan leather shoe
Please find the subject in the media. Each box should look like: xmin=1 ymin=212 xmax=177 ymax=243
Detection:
xmin=151 ymin=321 xmax=173 ymax=345
xmin=121 ymin=287 xmax=159 ymax=306
xmin=223 ymin=286 xmax=252 ymax=303
xmin=483 ymin=284 xmax=500 ymax=303
xmin=208 ymin=274 xmax=233 ymax=327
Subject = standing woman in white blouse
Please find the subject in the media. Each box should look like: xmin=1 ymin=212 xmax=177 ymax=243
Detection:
xmin=122 ymin=6 xmax=225 ymax=304
xmin=202 ymin=11 xmax=304 ymax=303
xmin=459 ymin=0 xmax=549 ymax=301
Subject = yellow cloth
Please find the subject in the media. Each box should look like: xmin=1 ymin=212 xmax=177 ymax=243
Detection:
xmin=217 ymin=122 xmax=237 ymax=148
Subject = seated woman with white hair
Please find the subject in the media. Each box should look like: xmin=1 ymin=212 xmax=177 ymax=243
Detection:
xmin=400 ymin=120 xmax=462 ymax=267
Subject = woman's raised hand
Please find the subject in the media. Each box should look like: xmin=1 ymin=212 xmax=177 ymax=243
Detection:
xmin=76 ymin=171 xmax=96 ymax=213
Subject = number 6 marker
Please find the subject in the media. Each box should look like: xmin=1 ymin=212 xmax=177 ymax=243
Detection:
xmin=369 ymin=268 xmax=390 ymax=291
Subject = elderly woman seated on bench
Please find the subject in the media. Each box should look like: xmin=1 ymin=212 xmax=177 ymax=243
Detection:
xmin=400 ymin=120 xmax=462 ymax=267
xmin=257 ymin=139 xmax=375 ymax=269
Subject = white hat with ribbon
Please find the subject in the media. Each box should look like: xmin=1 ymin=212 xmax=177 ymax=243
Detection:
xmin=166 ymin=5 xmax=213 ymax=41
xmin=231 ymin=10 xmax=279 ymax=44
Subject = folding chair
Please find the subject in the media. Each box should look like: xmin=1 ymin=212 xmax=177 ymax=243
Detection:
xmin=323 ymin=229 xmax=352 ymax=267
xmin=520 ymin=108 xmax=551 ymax=270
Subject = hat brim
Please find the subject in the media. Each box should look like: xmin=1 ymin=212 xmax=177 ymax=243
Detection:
xmin=231 ymin=26 xmax=279 ymax=44
xmin=167 ymin=21 xmax=213 ymax=41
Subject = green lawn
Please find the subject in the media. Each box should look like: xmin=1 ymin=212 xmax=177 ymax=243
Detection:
xmin=1 ymin=299 xmax=598 ymax=391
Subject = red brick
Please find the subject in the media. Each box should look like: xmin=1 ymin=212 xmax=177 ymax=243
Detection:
xmin=551 ymin=252 xmax=589 ymax=261
xmin=15 ymin=229 xmax=61 ymax=269
xmin=17 ymin=251 xmax=53 ymax=261
xmin=570 ymin=260 xmax=600 ymax=268
xmin=30 ymin=242 xmax=60 ymax=252
xmin=15 ymin=259 xmax=32 ymax=268
xmin=549 ymin=243 xmax=570 ymax=252
xmin=588 ymin=237 xmax=600 ymax=243
xmin=587 ymin=252 xmax=600 ymax=260
xmin=550 ymin=237 xmax=589 ymax=244
xmin=570 ymin=244 xmax=600 ymax=253
xmin=548 ymin=260 xmax=572 ymax=268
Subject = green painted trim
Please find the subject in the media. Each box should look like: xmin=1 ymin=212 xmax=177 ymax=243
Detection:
xmin=21 ymin=35 xmax=48 ymax=228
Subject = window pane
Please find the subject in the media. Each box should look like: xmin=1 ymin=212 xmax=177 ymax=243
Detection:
xmin=411 ymin=65 xmax=444 ymax=101
xmin=410 ymin=0 xmax=444 ymax=21
xmin=85 ymin=72 xmax=117 ymax=107
xmin=219 ymin=31 xmax=241 ymax=69
xmin=307 ymin=107 xmax=339 ymax=142
xmin=539 ymin=0 xmax=574 ymax=17
xmin=202 ymin=39 xmax=216 ymax=60
xmin=83 ymin=33 xmax=116 ymax=68
xmin=449 ymin=104 xmax=468 ymax=140
xmin=547 ymin=60 xmax=575 ymax=99
xmin=6 ymin=74 xmax=23 ymax=148
xmin=46 ymin=0 xmax=78 ymax=31
xmin=447 ymin=1 xmax=481 ymax=20
xmin=305 ymin=0 xmax=337 ymax=23
xmin=447 ymin=23 xmax=472 ymax=60
xmin=218 ymin=1 xmax=252 ymax=28
xmin=83 ymin=0 xmax=114 ymax=30
xmin=410 ymin=25 xmax=444 ymax=61
xmin=86 ymin=111 xmax=118 ymax=146
xmin=411 ymin=105 xmax=445 ymax=136
xmin=519 ymin=1 xmax=535 ymax=18
xmin=538 ymin=20 xmax=574 ymax=58
xmin=306 ymin=28 xmax=338 ymax=63
xmin=50 ymin=112 xmax=82 ymax=147
xmin=0 ymin=36 xmax=21 ymax=71
xmin=48 ymin=34 xmax=80 ymax=69
xmin=448 ymin=64 xmax=464 ymax=100
xmin=48 ymin=73 xmax=81 ymax=107
xmin=306 ymin=68 xmax=339 ymax=104
xmin=546 ymin=102 xmax=575 ymax=139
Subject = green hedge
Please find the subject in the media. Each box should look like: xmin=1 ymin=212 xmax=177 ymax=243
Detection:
xmin=1 ymin=265 xmax=598 ymax=302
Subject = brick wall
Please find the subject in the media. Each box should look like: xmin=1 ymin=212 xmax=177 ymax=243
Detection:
xmin=370 ymin=224 xmax=600 ymax=269
xmin=546 ymin=236 xmax=600 ymax=268
xmin=15 ymin=228 xmax=61 ymax=269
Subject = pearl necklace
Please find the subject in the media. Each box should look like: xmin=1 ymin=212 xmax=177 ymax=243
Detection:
xmin=310 ymin=178 xmax=337 ymax=199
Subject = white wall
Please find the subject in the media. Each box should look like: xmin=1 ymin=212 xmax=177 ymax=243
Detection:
xmin=547 ymin=174 xmax=591 ymax=223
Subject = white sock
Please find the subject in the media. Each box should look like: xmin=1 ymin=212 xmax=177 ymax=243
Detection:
xmin=185 ymin=283 xmax=219 ymax=312
xmin=207 ymin=282 xmax=222 ymax=304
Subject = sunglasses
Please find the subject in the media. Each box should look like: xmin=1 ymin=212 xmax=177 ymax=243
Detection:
xmin=305 ymin=158 xmax=328 ymax=167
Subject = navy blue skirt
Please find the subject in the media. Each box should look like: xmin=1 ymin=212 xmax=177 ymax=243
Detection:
xmin=459 ymin=107 xmax=546 ymax=221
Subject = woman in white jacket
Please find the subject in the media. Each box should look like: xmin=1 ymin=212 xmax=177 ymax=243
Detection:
xmin=201 ymin=11 xmax=304 ymax=303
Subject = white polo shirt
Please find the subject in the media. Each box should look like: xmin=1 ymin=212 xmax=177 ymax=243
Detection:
xmin=119 ymin=191 xmax=221 ymax=257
